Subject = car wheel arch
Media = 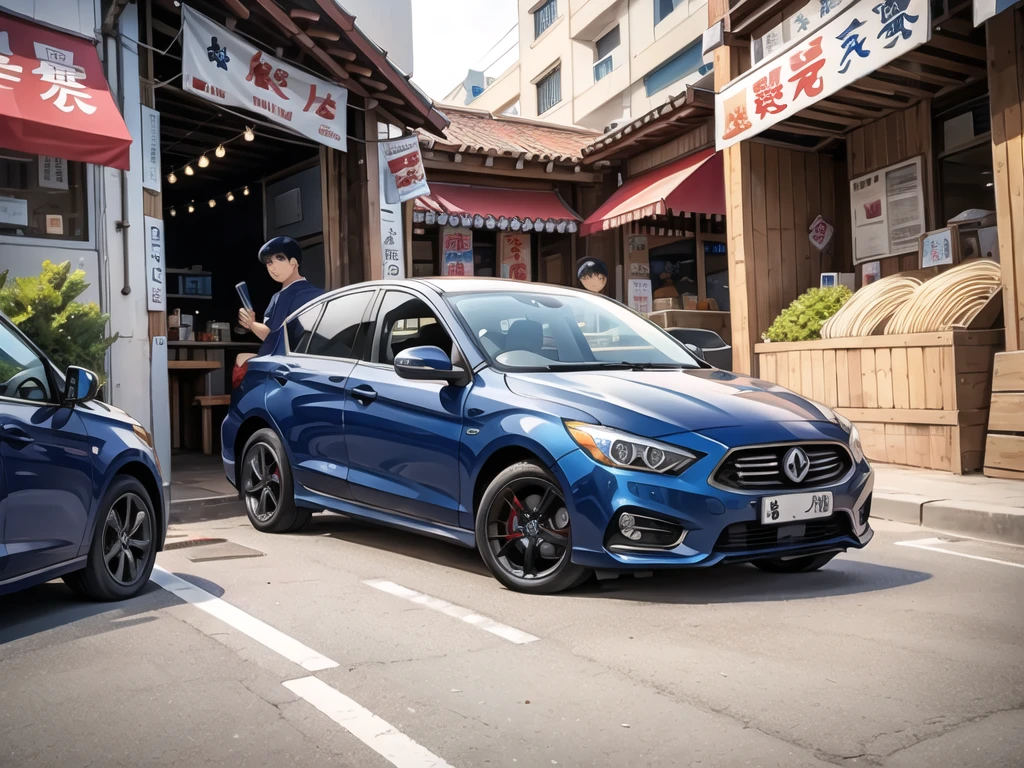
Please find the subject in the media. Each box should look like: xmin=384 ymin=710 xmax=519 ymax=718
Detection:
xmin=471 ymin=441 xmax=572 ymax=519
xmin=86 ymin=458 xmax=164 ymax=554
xmin=233 ymin=415 xmax=276 ymax=487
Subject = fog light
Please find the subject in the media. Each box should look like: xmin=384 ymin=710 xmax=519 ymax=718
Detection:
xmin=610 ymin=511 xmax=686 ymax=551
xmin=619 ymin=512 xmax=642 ymax=540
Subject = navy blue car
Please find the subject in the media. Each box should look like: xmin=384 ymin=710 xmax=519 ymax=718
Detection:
xmin=223 ymin=279 xmax=873 ymax=594
xmin=0 ymin=313 xmax=166 ymax=600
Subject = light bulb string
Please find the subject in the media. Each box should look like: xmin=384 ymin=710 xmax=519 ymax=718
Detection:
xmin=165 ymin=126 xmax=254 ymax=181
xmin=165 ymin=181 xmax=255 ymax=215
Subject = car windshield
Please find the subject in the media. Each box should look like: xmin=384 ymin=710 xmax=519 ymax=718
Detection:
xmin=446 ymin=290 xmax=700 ymax=371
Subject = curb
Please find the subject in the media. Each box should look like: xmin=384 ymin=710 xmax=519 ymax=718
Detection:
xmin=873 ymin=492 xmax=1024 ymax=546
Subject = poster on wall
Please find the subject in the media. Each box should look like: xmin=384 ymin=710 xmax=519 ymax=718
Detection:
xmin=627 ymin=235 xmax=650 ymax=277
xmin=500 ymin=233 xmax=531 ymax=281
xmin=809 ymin=215 xmax=834 ymax=251
xmin=850 ymin=156 xmax=926 ymax=265
xmin=381 ymin=135 xmax=429 ymax=203
xmin=862 ymin=261 xmax=881 ymax=284
xmin=628 ymin=279 xmax=652 ymax=314
xmin=0 ymin=197 xmax=28 ymax=227
xmin=442 ymin=227 xmax=474 ymax=276
xmin=144 ymin=215 xmax=166 ymax=312
xmin=38 ymin=156 xmax=69 ymax=190
xmin=181 ymin=5 xmax=348 ymax=152
xmin=141 ymin=105 xmax=162 ymax=193
xmin=717 ymin=0 xmax=931 ymax=149
xmin=921 ymin=227 xmax=954 ymax=268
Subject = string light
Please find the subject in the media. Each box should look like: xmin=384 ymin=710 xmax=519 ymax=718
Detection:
xmin=208 ymin=198 xmax=216 ymax=208
xmin=226 ymin=191 xmax=235 ymax=202
xmin=187 ymin=202 xmax=195 ymax=213
xmin=167 ymin=171 xmax=177 ymax=184
xmin=243 ymin=186 xmax=250 ymax=196
xmin=169 ymin=207 xmax=176 ymax=217
xmin=197 ymin=153 xmax=210 ymax=168
xmin=215 ymin=144 xmax=226 ymax=158
xmin=244 ymin=126 xmax=255 ymax=141
xmin=184 ymin=163 xmax=194 ymax=176
xmin=164 ymin=181 xmax=257 ymax=217
xmin=163 ymin=127 xmax=254 ymax=187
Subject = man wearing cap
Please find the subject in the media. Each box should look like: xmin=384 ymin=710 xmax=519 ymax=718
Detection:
xmin=233 ymin=236 xmax=323 ymax=387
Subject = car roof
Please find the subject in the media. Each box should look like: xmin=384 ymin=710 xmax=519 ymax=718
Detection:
xmin=335 ymin=277 xmax=594 ymax=298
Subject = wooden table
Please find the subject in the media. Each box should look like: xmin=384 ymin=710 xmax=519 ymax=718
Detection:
xmin=168 ymin=360 xmax=223 ymax=450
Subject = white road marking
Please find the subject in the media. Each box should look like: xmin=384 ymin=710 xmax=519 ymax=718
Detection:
xmin=170 ymin=493 xmax=237 ymax=505
xmin=364 ymin=579 xmax=539 ymax=645
xmin=895 ymin=537 xmax=1024 ymax=570
xmin=284 ymin=676 xmax=454 ymax=768
xmin=151 ymin=566 xmax=338 ymax=671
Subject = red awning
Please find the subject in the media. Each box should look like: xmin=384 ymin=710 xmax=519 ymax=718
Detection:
xmin=580 ymin=149 xmax=725 ymax=236
xmin=0 ymin=12 xmax=133 ymax=170
xmin=414 ymin=182 xmax=581 ymax=232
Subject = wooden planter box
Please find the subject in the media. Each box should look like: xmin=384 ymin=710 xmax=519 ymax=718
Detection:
xmin=754 ymin=330 xmax=1004 ymax=473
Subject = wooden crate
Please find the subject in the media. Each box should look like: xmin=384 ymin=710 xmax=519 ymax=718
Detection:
xmin=755 ymin=330 xmax=1004 ymax=473
xmin=984 ymin=351 xmax=1024 ymax=480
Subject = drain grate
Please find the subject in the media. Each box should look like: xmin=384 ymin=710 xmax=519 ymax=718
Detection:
xmin=185 ymin=541 xmax=265 ymax=562
xmin=165 ymin=537 xmax=227 ymax=551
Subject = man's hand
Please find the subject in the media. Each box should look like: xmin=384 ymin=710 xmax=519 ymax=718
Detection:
xmin=238 ymin=307 xmax=256 ymax=330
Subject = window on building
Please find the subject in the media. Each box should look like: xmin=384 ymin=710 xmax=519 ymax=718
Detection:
xmin=655 ymin=0 xmax=682 ymax=25
xmin=534 ymin=0 xmax=558 ymax=39
xmin=594 ymin=25 xmax=620 ymax=82
xmin=537 ymin=67 xmax=562 ymax=114
xmin=643 ymin=40 xmax=711 ymax=97
xmin=306 ymin=290 xmax=374 ymax=359
xmin=0 ymin=151 xmax=89 ymax=242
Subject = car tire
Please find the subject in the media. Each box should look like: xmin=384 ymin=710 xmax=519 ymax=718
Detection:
xmin=62 ymin=476 xmax=158 ymax=601
xmin=752 ymin=552 xmax=838 ymax=573
xmin=240 ymin=428 xmax=303 ymax=533
xmin=475 ymin=461 xmax=591 ymax=594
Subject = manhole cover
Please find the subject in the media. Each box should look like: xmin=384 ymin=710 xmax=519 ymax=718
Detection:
xmin=185 ymin=541 xmax=265 ymax=562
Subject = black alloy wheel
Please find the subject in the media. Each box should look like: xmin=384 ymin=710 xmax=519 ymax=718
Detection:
xmin=101 ymin=492 xmax=153 ymax=586
xmin=240 ymin=428 xmax=311 ymax=533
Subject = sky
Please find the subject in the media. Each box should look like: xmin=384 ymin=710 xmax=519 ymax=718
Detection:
xmin=410 ymin=0 xmax=520 ymax=102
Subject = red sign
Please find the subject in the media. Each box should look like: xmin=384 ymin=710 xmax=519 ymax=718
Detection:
xmin=0 ymin=12 xmax=132 ymax=169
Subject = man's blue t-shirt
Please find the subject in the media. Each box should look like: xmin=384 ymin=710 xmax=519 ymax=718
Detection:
xmin=259 ymin=279 xmax=323 ymax=355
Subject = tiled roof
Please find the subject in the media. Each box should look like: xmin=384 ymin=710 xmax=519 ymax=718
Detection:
xmin=419 ymin=106 xmax=600 ymax=165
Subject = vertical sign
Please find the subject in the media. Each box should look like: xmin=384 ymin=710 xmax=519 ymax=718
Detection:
xmin=150 ymin=335 xmax=172 ymax=492
xmin=442 ymin=227 xmax=474 ymax=276
xmin=141 ymin=105 xmax=162 ymax=192
xmin=38 ymin=156 xmax=69 ymax=190
xmin=628 ymin=279 xmax=653 ymax=314
xmin=380 ymin=135 xmax=429 ymax=203
xmin=500 ymin=233 xmax=531 ymax=281
xmin=144 ymin=216 xmax=166 ymax=311
xmin=627 ymin=234 xmax=650 ymax=278
xmin=381 ymin=209 xmax=405 ymax=279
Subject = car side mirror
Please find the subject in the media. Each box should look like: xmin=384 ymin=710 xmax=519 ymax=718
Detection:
xmin=684 ymin=343 xmax=706 ymax=362
xmin=64 ymin=366 xmax=100 ymax=405
xmin=395 ymin=346 xmax=467 ymax=385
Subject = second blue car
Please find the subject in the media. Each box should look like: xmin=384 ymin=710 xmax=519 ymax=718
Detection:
xmin=223 ymin=279 xmax=872 ymax=594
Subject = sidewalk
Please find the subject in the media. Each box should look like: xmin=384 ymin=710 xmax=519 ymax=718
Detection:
xmin=872 ymin=464 xmax=1024 ymax=546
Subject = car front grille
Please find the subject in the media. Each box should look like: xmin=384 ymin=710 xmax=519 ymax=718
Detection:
xmin=714 ymin=515 xmax=851 ymax=553
xmin=714 ymin=443 xmax=852 ymax=490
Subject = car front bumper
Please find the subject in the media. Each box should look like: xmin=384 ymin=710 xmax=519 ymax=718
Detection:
xmin=554 ymin=435 xmax=874 ymax=571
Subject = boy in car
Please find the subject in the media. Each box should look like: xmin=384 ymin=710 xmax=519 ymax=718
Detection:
xmin=233 ymin=236 xmax=323 ymax=387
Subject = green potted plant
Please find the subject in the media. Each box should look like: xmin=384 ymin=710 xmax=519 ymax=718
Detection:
xmin=762 ymin=286 xmax=852 ymax=343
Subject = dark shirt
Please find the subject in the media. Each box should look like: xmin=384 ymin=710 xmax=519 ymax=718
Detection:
xmin=259 ymin=279 xmax=323 ymax=355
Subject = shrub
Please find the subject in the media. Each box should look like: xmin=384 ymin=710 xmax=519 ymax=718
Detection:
xmin=0 ymin=261 xmax=118 ymax=380
xmin=763 ymin=286 xmax=852 ymax=343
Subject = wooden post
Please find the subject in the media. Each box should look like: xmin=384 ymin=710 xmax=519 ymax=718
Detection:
xmin=363 ymin=109 xmax=384 ymax=282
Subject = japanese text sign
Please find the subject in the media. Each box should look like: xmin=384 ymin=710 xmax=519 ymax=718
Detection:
xmin=0 ymin=13 xmax=132 ymax=169
xmin=752 ymin=0 xmax=855 ymax=66
xmin=144 ymin=216 xmax=166 ymax=312
xmin=381 ymin=136 xmax=430 ymax=203
xmin=442 ymin=228 xmax=474 ymax=276
xmin=500 ymin=234 xmax=531 ymax=281
xmin=182 ymin=6 xmax=348 ymax=152
xmin=716 ymin=0 xmax=931 ymax=150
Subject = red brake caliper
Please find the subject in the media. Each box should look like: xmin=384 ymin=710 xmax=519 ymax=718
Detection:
xmin=505 ymin=494 xmax=525 ymax=539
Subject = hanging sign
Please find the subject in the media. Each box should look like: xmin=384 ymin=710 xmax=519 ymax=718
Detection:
xmin=38 ymin=156 xmax=69 ymax=190
xmin=717 ymin=0 xmax=931 ymax=150
xmin=850 ymin=156 xmax=926 ymax=264
xmin=500 ymin=233 xmax=531 ymax=281
xmin=442 ymin=227 xmax=474 ymax=276
xmin=381 ymin=135 xmax=429 ymax=203
xmin=751 ymin=0 xmax=856 ymax=66
xmin=628 ymin=279 xmax=653 ymax=314
xmin=809 ymin=214 xmax=834 ymax=250
xmin=974 ymin=0 xmax=1017 ymax=26
xmin=141 ymin=105 xmax=162 ymax=192
xmin=181 ymin=5 xmax=348 ymax=152
xmin=381 ymin=211 xmax=405 ymax=280
xmin=144 ymin=215 xmax=166 ymax=311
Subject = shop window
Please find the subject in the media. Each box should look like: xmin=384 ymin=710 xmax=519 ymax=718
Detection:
xmin=703 ymin=241 xmax=730 ymax=312
xmin=594 ymin=25 xmax=620 ymax=82
xmin=474 ymin=230 xmax=497 ymax=277
xmin=934 ymin=94 xmax=995 ymax=224
xmin=0 ymin=151 xmax=88 ymax=242
xmin=537 ymin=67 xmax=562 ymax=114
xmin=655 ymin=0 xmax=682 ymax=26
xmin=643 ymin=41 xmax=711 ymax=98
xmin=649 ymin=240 xmax=698 ymax=301
xmin=306 ymin=291 xmax=374 ymax=360
xmin=534 ymin=0 xmax=558 ymax=39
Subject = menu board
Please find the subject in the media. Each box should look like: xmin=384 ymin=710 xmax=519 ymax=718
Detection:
xmin=850 ymin=156 xmax=926 ymax=265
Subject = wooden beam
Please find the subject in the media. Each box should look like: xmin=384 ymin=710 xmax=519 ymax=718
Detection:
xmin=902 ymin=50 xmax=986 ymax=79
xmin=306 ymin=27 xmax=341 ymax=41
xmin=360 ymin=78 xmax=389 ymax=92
xmin=880 ymin=63 xmax=967 ymax=87
xmin=374 ymin=91 xmax=406 ymax=106
xmin=345 ymin=63 xmax=374 ymax=78
xmin=217 ymin=0 xmax=250 ymax=21
xmin=289 ymin=9 xmax=320 ymax=22
xmin=422 ymin=156 xmax=597 ymax=183
xmin=925 ymin=34 xmax=987 ymax=61
xmin=326 ymin=45 xmax=358 ymax=62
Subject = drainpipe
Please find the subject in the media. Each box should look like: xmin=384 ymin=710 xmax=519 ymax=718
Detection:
xmin=113 ymin=29 xmax=131 ymax=295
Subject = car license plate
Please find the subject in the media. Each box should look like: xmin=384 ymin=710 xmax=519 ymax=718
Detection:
xmin=761 ymin=491 xmax=833 ymax=525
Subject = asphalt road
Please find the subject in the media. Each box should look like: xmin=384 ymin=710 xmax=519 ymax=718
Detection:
xmin=2 ymin=498 xmax=1023 ymax=768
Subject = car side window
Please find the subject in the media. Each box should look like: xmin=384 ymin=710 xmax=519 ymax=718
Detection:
xmin=306 ymin=291 xmax=374 ymax=360
xmin=0 ymin=322 xmax=52 ymax=403
xmin=286 ymin=305 xmax=323 ymax=354
xmin=374 ymin=292 xmax=453 ymax=366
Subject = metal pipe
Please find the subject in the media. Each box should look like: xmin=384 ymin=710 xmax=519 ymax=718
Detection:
xmin=114 ymin=28 xmax=131 ymax=296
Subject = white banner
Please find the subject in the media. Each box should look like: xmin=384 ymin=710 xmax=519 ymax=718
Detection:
xmin=141 ymin=105 xmax=161 ymax=192
xmin=181 ymin=5 xmax=348 ymax=152
xmin=144 ymin=215 xmax=166 ymax=311
xmin=717 ymin=0 xmax=931 ymax=150
xmin=381 ymin=135 xmax=429 ymax=203
xmin=975 ymin=0 xmax=1017 ymax=25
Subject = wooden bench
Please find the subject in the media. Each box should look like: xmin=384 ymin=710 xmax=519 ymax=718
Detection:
xmin=193 ymin=395 xmax=232 ymax=456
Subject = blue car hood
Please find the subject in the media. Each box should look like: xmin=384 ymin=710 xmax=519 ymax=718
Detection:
xmin=504 ymin=368 xmax=830 ymax=437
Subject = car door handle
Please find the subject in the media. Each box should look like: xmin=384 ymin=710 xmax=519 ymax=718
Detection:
xmin=329 ymin=376 xmax=346 ymax=384
xmin=0 ymin=425 xmax=32 ymax=444
xmin=350 ymin=385 xmax=377 ymax=405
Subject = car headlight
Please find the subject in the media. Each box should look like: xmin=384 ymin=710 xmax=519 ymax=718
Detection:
xmin=814 ymin=406 xmax=865 ymax=464
xmin=565 ymin=422 xmax=700 ymax=475
xmin=848 ymin=422 xmax=865 ymax=464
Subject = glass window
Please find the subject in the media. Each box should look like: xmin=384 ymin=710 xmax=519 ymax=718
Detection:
xmin=534 ymin=0 xmax=558 ymax=38
xmin=0 ymin=151 xmax=89 ymax=242
xmin=306 ymin=291 xmax=373 ymax=359
xmin=596 ymin=25 xmax=620 ymax=60
xmin=0 ymin=321 xmax=53 ymax=403
xmin=704 ymin=241 xmax=730 ymax=312
xmin=643 ymin=41 xmax=711 ymax=97
xmin=286 ymin=304 xmax=323 ymax=354
xmin=448 ymin=290 xmax=700 ymax=371
xmin=375 ymin=292 xmax=453 ymax=365
xmin=654 ymin=0 xmax=682 ymax=25
xmin=650 ymin=240 xmax=698 ymax=302
xmin=537 ymin=67 xmax=562 ymax=114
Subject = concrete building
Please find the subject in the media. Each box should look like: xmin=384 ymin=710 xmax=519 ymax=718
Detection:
xmin=466 ymin=0 xmax=714 ymax=131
